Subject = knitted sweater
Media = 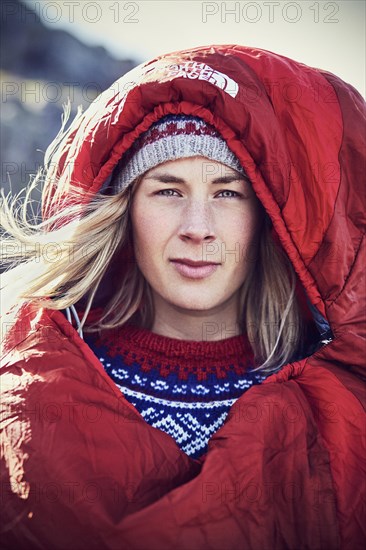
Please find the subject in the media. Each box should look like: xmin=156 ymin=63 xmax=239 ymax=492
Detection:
xmin=84 ymin=324 xmax=267 ymax=459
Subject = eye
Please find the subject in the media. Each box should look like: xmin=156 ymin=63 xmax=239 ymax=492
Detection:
xmin=155 ymin=189 xmax=181 ymax=197
xmin=216 ymin=190 xmax=242 ymax=198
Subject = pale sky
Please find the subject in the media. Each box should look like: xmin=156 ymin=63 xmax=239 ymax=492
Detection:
xmin=24 ymin=0 xmax=365 ymax=97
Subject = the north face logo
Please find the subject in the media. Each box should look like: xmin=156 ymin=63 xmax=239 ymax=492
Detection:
xmin=164 ymin=61 xmax=239 ymax=98
xmin=114 ymin=59 xmax=239 ymax=102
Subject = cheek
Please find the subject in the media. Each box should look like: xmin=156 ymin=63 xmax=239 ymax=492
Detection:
xmin=130 ymin=209 xmax=153 ymax=265
xmin=227 ymin=206 xmax=262 ymax=256
xmin=130 ymin=200 xmax=173 ymax=265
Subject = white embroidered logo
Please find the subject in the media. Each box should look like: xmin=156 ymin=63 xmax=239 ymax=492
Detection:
xmin=113 ymin=59 xmax=239 ymax=104
xmin=163 ymin=61 xmax=239 ymax=98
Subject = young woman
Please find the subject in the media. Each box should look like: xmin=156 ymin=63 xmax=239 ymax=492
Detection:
xmin=1 ymin=45 xmax=365 ymax=549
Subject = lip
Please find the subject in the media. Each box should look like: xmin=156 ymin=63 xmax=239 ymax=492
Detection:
xmin=171 ymin=258 xmax=220 ymax=267
xmin=170 ymin=259 xmax=220 ymax=279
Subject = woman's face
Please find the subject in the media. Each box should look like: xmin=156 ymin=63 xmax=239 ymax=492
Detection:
xmin=130 ymin=156 xmax=262 ymax=323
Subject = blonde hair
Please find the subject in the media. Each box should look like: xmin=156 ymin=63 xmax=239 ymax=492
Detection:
xmin=1 ymin=112 xmax=302 ymax=374
xmin=239 ymin=222 xmax=302 ymax=372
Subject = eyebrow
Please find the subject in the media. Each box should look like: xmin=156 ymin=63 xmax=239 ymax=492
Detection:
xmin=144 ymin=173 xmax=248 ymax=184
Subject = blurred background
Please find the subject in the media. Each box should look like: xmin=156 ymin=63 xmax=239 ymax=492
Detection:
xmin=1 ymin=0 xmax=365 ymax=196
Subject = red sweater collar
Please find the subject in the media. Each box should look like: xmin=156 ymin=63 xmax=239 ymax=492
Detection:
xmin=100 ymin=323 xmax=254 ymax=361
xmin=81 ymin=309 xmax=255 ymax=376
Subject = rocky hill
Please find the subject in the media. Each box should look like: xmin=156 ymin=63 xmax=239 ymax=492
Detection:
xmin=1 ymin=0 xmax=136 ymax=196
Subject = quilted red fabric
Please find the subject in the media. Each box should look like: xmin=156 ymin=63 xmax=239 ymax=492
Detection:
xmin=1 ymin=45 xmax=365 ymax=549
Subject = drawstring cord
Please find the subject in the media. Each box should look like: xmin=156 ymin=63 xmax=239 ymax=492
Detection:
xmin=65 ymin=305 xmax=84 ymax=340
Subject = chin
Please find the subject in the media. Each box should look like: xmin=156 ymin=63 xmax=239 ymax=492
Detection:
xmin=170 ymin=296 xmax=222 ymax=312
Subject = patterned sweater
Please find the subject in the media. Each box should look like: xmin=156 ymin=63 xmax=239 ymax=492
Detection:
xmin=84 ymin=323 xmax=267 ymax=459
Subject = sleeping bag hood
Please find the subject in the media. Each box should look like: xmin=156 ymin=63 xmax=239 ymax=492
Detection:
xmin=1 ymin=44 xmax=365 ymax=550
xmin=42 ymin=44 xmax=365 ymax=374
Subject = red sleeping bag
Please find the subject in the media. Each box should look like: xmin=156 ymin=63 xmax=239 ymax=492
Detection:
xmin=1 ymin=45 xmax=365 ymax=549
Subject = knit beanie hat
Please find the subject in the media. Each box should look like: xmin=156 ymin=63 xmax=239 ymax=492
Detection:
xmin=111 ymin=114 xmax=245 ymax=192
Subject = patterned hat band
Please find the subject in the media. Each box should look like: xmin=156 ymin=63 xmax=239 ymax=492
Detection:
xmin=111 ymin=115 xmax=246 ymax=192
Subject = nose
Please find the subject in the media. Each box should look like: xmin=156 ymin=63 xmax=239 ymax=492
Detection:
xmin=179 ymin=200 xmax=216 ymax=243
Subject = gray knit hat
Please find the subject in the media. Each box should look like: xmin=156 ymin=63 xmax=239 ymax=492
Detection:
xmin=112 ymin=115 xmax=245 ymax=192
